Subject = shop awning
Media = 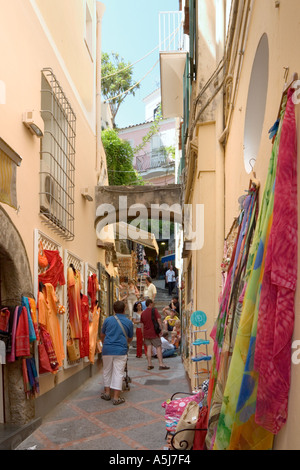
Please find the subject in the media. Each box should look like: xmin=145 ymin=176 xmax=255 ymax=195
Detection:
xmin=97 ymin=222 xmax=159 ymax=254
xmin=161 ymin=253 xmax=175 ymax=263
xmin=0 ymin=138 xmax=22 ymax=209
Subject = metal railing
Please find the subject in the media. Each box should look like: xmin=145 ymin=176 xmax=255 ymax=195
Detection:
xmin=159 ymin=11 xmax=185 ymax=52
xmin=40 ymin=68 xmax=76 ymax=241
xmin=135 ymin=152 xmax=174 ymax=172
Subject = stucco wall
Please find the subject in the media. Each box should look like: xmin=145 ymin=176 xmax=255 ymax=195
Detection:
xmin=0 ymin=0 xmax=115 ymax=414
xmin=223 ymin=0 xmax=300 ymax=449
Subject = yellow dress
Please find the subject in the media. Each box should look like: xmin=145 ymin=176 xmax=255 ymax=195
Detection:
xmin=67 ymin=267 xmax=82 ymax=339
xmin=89 ymin=306 xmax=100 ymax=364
xmin=38 ymin=283 xmax=65 ymax=368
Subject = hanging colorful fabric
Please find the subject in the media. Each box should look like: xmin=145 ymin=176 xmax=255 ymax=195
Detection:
xmin=38 ymin=329 xmax=53 ymax=375
xmin=38 ymin=250 xmax=66 ymax=288
xmin=0 ymin=308 xmax=10 ymax=333
xmin=15 ymin=306 xmax=30 ymax=357
xmin=67 ymin=266 xmax=82 ymax=339
xmin=213 ymin=93 xmax=288 ymax=451
xmin=38 ymin=240 xmax=49 ymax=268
xmin=254 ymin=87 xmax=298 ymax=434
xmin=39 ymin=324 xmax=59 ymax=372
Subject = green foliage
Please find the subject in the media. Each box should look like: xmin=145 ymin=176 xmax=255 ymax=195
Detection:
xmin=102 ymin=52 xmax=140 ymax=128
xmin=101 ymin=128 xmax=144 ymax=186
xmin=133 ymin=104 xmax=163 ymax=155
xmin=165 ymin=145 xmax=175 ymax=160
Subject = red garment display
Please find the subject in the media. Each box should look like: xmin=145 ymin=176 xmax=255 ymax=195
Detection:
xmin=15 ymin=306 xmax=30 ymax=357
xmin=38 ymin=250 xmax=65 ymax=288
xmin=254 ymin=88 xmax=298 ymax=434
xmin=79 ymin=295 xmax=90 ymax=358
xmin=39 ymin=324 xmax=59 ymax=372
xmin=88 ymin=274 xmax=99 ymax=310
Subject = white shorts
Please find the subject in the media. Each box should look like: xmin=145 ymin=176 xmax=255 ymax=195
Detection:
xmin=102 ymin=355 xmax=127 ymax=391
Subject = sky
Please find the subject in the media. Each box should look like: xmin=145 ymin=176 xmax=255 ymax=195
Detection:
xmin=101 ymin=0 xmax=179 ymax=129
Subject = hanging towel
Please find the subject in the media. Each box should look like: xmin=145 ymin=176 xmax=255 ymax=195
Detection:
xmin=254 ymin=87 xmax=298 ymax=434
xmin=15 ymin=306 xmax=30 ymax=357
xmin=213 ymin=97 xmax=288 ymax=451
xmin=22 ymin=297 xmax=36 ymax=343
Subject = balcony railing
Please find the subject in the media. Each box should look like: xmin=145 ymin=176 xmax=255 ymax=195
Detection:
xmin=135 ymin=152 xmax=174 ymax=172
xmin=159 ymin=11 xmax=185 ymax=52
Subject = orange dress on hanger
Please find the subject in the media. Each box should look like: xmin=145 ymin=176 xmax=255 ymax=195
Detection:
xmin=38 ymin=283 xmax=65 ymax=368
xmin=89 ymin=305 xmax=100 ymax=364
xmin=67 ymin=267 xmax=82 ymax=339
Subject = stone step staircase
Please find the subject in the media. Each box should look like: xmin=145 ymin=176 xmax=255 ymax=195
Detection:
xmin=129 ymin=282 xmax=171 ymax=352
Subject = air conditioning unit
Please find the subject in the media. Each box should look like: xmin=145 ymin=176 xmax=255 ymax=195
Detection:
xmin=40 ymin=160 xmax=64 ymax=228
xmin=23 ymin=110 xmax=44 ymax=137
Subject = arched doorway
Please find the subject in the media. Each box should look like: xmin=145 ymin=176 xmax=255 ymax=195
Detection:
xmin=0 ymin=206 xmax=35 ymax=425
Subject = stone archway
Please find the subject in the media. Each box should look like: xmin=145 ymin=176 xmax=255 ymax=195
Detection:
xmin=0 ymin=206 xmax=35 ymax=425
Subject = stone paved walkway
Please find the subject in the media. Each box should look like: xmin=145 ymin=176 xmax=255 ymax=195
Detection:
xmin=16 ymin=353 xmax=190 ymax=451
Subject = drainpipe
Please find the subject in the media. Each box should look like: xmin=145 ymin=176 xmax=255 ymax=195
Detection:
xmin=96 ymin=2 xmax=106 ymax=183
xmin=215 ymin=0 xmax=226 ymax=313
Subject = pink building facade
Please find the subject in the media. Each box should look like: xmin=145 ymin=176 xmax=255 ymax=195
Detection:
xmin=118 ymin=90 xmax=178 ymax=185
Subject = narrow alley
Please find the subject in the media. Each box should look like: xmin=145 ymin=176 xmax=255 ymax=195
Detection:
xmin=2 ymin=0 xmax=300 ymax=453
xmin=15 ymin=284 xmax=190 ymax=451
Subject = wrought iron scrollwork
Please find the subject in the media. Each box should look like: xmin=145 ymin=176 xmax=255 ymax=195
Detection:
xmin=170 ymin=428 xmax=208 ymax=451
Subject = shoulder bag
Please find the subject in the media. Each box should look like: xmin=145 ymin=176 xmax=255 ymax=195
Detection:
xmin=151 ymin=308 xmax=161 ymax=336
xmin=113 ymin=315 xmax=129 ymax=350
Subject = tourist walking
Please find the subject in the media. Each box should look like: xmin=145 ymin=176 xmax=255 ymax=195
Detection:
xmin=141 ymin=299 xmax=170 ymax=371
xmin=127 ymin=280 xmax=139 ymax=319
xmin=100 ymin=301 xmax=133 ymax=405
xmin=165 ymin=265 xmax=176 ymax=296
xmin=144 ymin=276 xmax=157 ymax=302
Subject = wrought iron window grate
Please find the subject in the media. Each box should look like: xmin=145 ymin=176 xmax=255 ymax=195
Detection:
xmin=40 ymin=68 xmax=76 ymax=241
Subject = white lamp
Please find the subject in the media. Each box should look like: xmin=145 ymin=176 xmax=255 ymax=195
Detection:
xmin=22 ymin=110 xmax=44 ymax=137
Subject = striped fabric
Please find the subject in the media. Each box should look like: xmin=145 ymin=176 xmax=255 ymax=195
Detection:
xmin=0 ymin=148 xmax=17 ymax=209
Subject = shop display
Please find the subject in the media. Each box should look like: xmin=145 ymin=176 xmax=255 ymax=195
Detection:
xmin=38 ymin=240 xmax=49 ymax=269
xmin=0 ymin=239 xmax=104 ymax=401
xmin=79 ymin=294 xmax=89 ymax=359
xmin=38 ymin=249 xmax=65 ymax=288
xmin=205 ymin=182 xmax=259 ymax=449
xmin=88 ymin=273 xmax=99 ymax=311
xmin=22 ymin=357 xmax=39 ymax=399
xmin=89 ymin=303 xmax=100 ymax=364
xmin=67 ymin=265 xmax=82 ymax=340
xmin=38 ymin=282 xmax=65 ymax=368
xmin=206 ymin=85 xmax=298 ymax=450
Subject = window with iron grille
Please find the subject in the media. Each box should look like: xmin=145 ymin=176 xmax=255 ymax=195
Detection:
xmin=40 ymin=68 xmax=76 ymax=241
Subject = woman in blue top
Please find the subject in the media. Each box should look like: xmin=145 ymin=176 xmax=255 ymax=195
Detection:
xmin=100 ymin=300 xmax=133 ymax=405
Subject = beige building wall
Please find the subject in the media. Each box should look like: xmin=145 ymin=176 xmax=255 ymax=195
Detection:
xmin=33 ymin=0 xmax=96 ymax=122
xmin=181 ymin=0 xmax=219 ymax=387
xmin=0 ymin=0 xmax=115 ymax=418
